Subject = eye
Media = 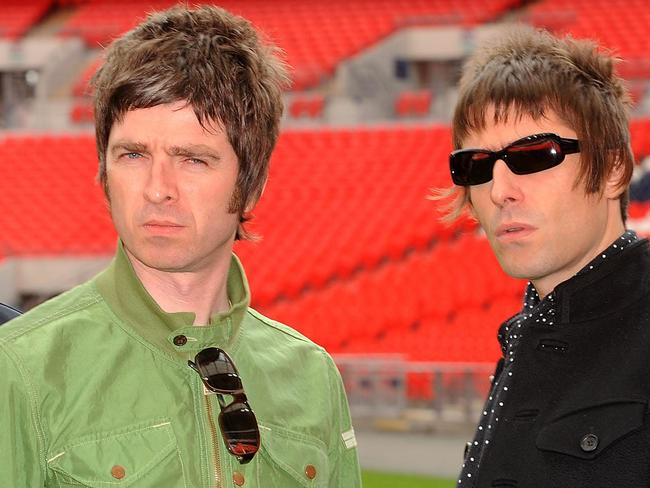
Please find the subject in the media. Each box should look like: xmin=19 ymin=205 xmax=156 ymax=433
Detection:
xmin=186 ymin=158 xmax=208 ymax=166
xmin=120 ymin=152 xmax=143 ymax=160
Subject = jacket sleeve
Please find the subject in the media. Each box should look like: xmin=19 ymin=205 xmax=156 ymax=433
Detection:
xmin=0 ymin=345 xmax=46 ymax=486
xmin=324 ymin=353 xmax=362 ymax=487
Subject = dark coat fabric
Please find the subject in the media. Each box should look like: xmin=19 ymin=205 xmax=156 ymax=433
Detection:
xmin=0 ymin=302 xmax=20 ymax=325
xmin=475 ymin=238 xmax=650 ymax=488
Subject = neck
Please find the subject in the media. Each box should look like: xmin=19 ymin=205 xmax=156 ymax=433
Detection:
xmin=125 ymin=248 xmax=232 ymax=325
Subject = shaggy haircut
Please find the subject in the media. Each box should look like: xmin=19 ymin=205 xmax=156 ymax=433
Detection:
xmin=444 ymin=25 xmax=634 ymax=222
xmin=92 ymin=4 xmax=288 ymax=239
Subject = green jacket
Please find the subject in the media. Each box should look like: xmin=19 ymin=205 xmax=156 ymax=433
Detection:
xmin=0 ymin=245 xmax=361 ymax=487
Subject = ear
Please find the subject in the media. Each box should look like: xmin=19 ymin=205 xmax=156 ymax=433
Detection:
xmin=604 ymin=159 xmax=627 ymax=200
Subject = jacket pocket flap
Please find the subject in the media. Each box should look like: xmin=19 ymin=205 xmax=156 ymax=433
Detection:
xmin=48 ymin=420 xmax=177 ymax=486
xmin=536 ymin=400 xmax=647 ymax=460
xmin=258 ymin=423 xmax=329 ymax=487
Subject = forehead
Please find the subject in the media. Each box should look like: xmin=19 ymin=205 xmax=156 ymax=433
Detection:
xmin=462 ymin=106 xmax=576 ymax=150
xmin=108 ymin=102 xmax=227 ymax=145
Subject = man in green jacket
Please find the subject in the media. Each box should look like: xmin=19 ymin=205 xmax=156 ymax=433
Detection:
xmin=0 ymin=5 xmax=361 ymax=487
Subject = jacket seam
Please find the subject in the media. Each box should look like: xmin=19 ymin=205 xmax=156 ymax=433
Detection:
xmin=0 ymin=291 xmax=103 ymax=344
xmin=48 ymin=420 xmax=180 ymax=485
xmin=246 ymin=308 xmax=325 ymax=349
xmin=0 ymin=343 xmax=49 ymax=482
xmin=53 ymin=418 xmax=174 ymax=451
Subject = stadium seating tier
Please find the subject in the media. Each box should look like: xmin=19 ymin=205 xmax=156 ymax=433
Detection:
xmin=3 ymin=123 xmax=649 ymax=362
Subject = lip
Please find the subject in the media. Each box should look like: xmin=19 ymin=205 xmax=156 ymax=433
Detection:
xmin=142 ymin=220 xmax=185 ymax=234
xmin=495 ymin=222 xmax=536 ymax=240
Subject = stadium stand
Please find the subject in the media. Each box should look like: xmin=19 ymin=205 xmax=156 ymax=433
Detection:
xmin=62 ymin=0 xmax=521 ymax=91
xmin=258 ymin=235 xmax=522 ymax=363
xmin=289 ymin=94 xmax=326 ymax=119
xmin=527 ymin=0 xmax=650 ymax=79
xmin=0 ymin=134 xmax=115 ymax=255
xmin=2 ymin=123 xmax=649 ymax=365
xmin=394 ymin=90 xmax=433 ymax=117
xmin=0 ymin=0 xmax=52 ymax=40
xmin=3 ymin=0 xmax=650 ymax=410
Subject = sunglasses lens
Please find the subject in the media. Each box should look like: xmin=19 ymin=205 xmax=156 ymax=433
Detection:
xmin=195 ymin=348 xmax=243 ymax=392
xmin=219 ymin=402 xmax=260 ymax=463
xmin=450 ymin=150 xmax=494 ymax=185
xmin=507 ymin=137 xmax=563 ymax=175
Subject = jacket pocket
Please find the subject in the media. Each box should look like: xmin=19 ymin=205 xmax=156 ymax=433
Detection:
xmin=48 ymin=419 xmax=187 ymax=487
xmin=245 ymin=423 xmax=329 ymax=487
xmin=536 ymin=399 xmax=647 ymax=460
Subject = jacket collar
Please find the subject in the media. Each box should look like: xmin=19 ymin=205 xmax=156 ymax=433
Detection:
xmin=554 ymin=238 xmax=650 ymax=324
xmin=94 ymin=241 xmax=251 ymax=356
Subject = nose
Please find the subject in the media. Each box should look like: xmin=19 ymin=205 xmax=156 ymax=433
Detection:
xmin=144 ymin=158 xmax=178 ymax=204
xmin=489 ymin=159 xmax=522 ymax=207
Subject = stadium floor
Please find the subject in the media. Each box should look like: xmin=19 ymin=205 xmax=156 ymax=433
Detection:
xmin=357 ymin=429 xmax=466 ymax=478
xmin=362 ymin=470 xmax=453 ymax=487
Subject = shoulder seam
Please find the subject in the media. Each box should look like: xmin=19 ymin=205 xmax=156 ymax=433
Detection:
xmin=0 ymin=288 xmax=103 ymax=343
xmin=0 ymin=343 xmax=48 ymax=479
xmin=246 ymin=308 xmax=325 ymax=349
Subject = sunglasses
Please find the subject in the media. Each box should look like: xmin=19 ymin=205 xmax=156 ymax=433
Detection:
xmin=188 ymin=347 xmax=260 ymax=464
xmin=450 ymin=133 xmax=580 ymax=186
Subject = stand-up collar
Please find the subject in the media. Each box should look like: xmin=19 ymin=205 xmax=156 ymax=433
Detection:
xmin=554 ymin=237 xmax=649 ymax=323
xmin=94 ymin=242 xmax=251 ymax=356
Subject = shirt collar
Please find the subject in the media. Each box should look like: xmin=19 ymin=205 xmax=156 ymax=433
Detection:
xmin=94 ymin=241 xmax=251 ymax=356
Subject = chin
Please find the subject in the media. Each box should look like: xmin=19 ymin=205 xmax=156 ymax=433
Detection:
xmin=496 ymin=257 xmax=534 ymax=281
xmin=127 ymin=244 xmax=189 ymax=272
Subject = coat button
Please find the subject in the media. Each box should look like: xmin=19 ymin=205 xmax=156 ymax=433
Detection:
xmin=111 ymin=465 xmax=126 ymax=479
xmin=305 ymin=464 xmax=317 ymax=479
xmin=233 ymin=471 xmax=245 ymax=486
xmin=580 ymin=433 xmax=599 ymax=452
xmin=173 ymin=335 xmax=187 ymax=346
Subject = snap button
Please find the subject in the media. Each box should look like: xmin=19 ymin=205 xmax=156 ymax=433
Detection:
xmin=173 ymin=334 xmax=187 ymax=346
xmin=305 ymin=464 xmax=317 ymax=479
xmin=580 ymin=433 xmax=599 ymax=452
xmin=233 ymin=471 xmax=245 ymax=486
xmin=111 ymin=465 xmax=126 ymax=479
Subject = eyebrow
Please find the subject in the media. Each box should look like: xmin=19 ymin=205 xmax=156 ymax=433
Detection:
xmin=109 ymin=140 xmax=149 ymax=157
xmin=167 ymin=144 xmax=221 ymax=161
xmin=108 ymin=141 xmax=222 ymax=161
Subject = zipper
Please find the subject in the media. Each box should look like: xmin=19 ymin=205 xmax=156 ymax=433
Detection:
xmin=204 ymin=392 xmax=222 ymax=488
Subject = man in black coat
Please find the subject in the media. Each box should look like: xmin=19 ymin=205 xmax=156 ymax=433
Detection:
xmin=446 ymin=25 xmax=649 ymax=487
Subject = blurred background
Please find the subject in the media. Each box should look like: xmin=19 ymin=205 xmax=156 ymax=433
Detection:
xmin=1 ymin=0 xmax=650 ymax=486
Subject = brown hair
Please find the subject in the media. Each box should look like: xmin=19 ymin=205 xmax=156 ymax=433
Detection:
xmin=92 ymin=4 xmax=288 ymax=239
xmin=444 ymin=24 xmax=634 ymax=222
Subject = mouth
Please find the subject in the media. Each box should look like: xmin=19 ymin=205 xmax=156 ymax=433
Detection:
xmin=495 ymin=223 xmax=536 ymax=240
xmin=142 ymin=220 xmax=185 ymax=235
xmin=144 ymin=220 xmax=182 ymax=227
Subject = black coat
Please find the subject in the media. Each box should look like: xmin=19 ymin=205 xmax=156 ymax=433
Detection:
xmin=476 ymin=238 xmax=650 ymax=488
xmin=0 ymin=302 xmax=20 ymax=325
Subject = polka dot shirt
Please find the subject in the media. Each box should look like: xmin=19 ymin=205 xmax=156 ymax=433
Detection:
xmin=457 ymin=230 xmax=639 ymax=487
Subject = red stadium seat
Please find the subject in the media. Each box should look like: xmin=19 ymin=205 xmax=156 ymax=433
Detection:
xmin=60 ymin=0 xmax=520 ymax=89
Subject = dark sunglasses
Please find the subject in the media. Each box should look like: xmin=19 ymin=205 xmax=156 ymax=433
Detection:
xmin=188 ymin=347 xmax=260 ymax=464
xmin=450 ymin=132 xmax=580 ymax=186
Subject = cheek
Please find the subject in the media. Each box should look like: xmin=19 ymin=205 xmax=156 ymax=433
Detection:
xmin=467 ymin=187 xmax=492 ymax=223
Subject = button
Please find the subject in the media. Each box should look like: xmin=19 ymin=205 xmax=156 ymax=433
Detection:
xmin=111 ymin=465 xmax=126 ymax=479
xmin=580 ymin=433 xmax=599 ymax=452
xmin=305 ymin=464 xmax=317 ymax=479
xmin=173 ymin=335 xmax=187 ymax=346
xmin=233 ymin=471 xmax=245 ymax=486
